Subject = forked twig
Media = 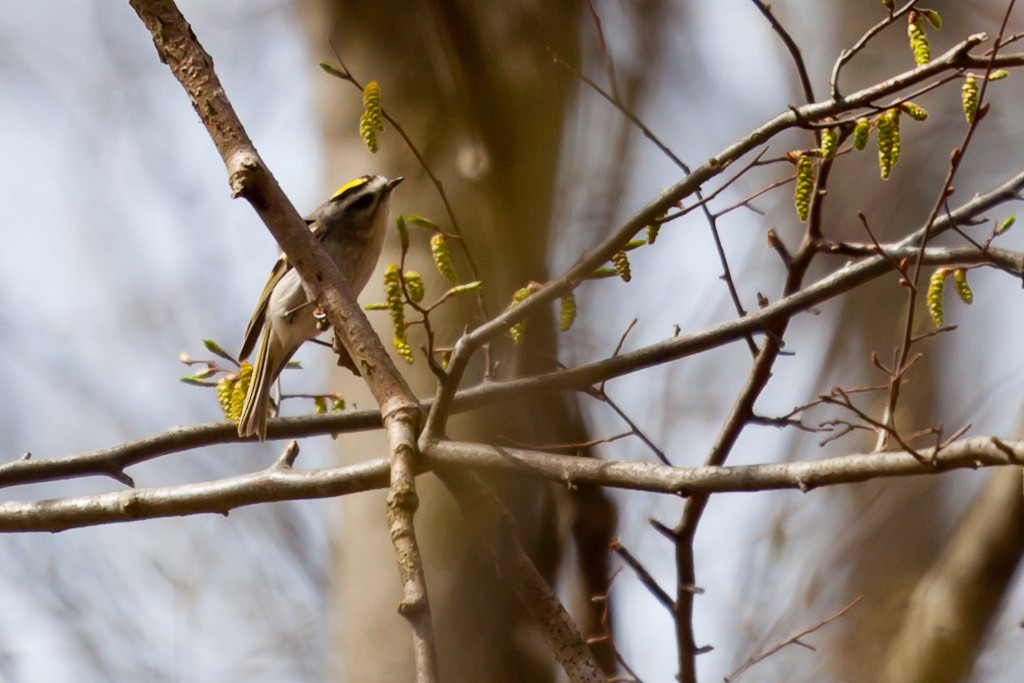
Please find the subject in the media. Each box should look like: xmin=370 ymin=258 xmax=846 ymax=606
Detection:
xmin=724 ymin=596 xmax=863 ymax=682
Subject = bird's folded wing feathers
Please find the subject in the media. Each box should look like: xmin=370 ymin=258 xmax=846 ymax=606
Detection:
xmin=239 ymin=254 xmax=290 ymax=360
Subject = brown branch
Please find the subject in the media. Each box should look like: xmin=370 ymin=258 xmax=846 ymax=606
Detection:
xmin=749 ymin=0 xmax=816 ymax=104
xmin=673 ymin=133 xmax=842 ymax=683
xmin=420 ymin=436 xmax=1023 ymax=497
xmin=830 ymin=1 xmax=919 ymax=99
xmin=5 ymin=240 xmax=1023 ymax=494
xmin=0 ymin=454 xmax=390 ymax=532
xmin=877 ymin=18 xmax=1014 ymax=452
xmin=611 ymin=541 xmax=675 ymax=614
xmin=126 ymin=2 xmax=435 ymax=678
xmin=724 ymin=595 xmax=863 ymax=682
xmin=1 ymin=435 xmax=1021 ymax=532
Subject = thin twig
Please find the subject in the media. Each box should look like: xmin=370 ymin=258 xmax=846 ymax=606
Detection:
xmin=724 ymin=595 xmax=863 ymax=682
xmin=830 ymin=1 xmax=920 ymax=99
xmin=611 ymin=541 xmax=675 ymax=614
xmin=749 ymin=0 xmax=816 ymax=104
xmin=877 ymin=0 xmax=1017 ymax=450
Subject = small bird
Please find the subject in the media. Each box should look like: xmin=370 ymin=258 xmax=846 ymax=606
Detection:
xmin=237 ymin=175 xmax=403 ymax=440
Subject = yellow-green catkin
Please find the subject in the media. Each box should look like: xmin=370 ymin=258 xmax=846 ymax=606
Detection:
xmin=927 ymin=269 xmax=947 ymax=327
xmin=907 ymin=14 xmax=930 ymax=66
xmin=446 ymin=281 xmax=483 ymax=297
xmin=997 ymin=216 xmax=1016 ymax=234
xmin=508 ymin=284 xmax=540 ymax=345
xmin=227 ymin=362 xmax=253 ymax=422
xmin=887 ymin=109 xmax=901 ymax=166
xmin=359 ymin=81 xmax=384 ymax=153
xmin=611 ymin=250 xmax=632 ymax=282
xmin=216 ymin=376 xmax=235 ymax=420
xmin=394 ymin=336 xmax=413 ymax=364
xmin=559 ymin=292 xmax=577 ymax=332
xmin=794 ymin=155 xmax=814 ymax=221
xmin=384 ymin=265 xmax=403 ymax=323
xmin=853 ymin=117 xmax=870 ymax=151
xmin=405 ymin=270 xmax=425 ymax=303
xmin=314 ymin=396 xmax=328 ymax=414
xmin=384 ymin=264 xmax=413 ymax=363
xmin=876 ymin=109 xmax=901 ymax=180
xmin=953 ymin=268 xmax=973 ymax=304
xmin=430 ymin=233 xmax=459 ymax=283
xmin=900 ymin=102 xmax=928 ymax=121
xmin=962 ymin=73 xmax=979 ymax=124
xmin=988 ymin=70 xmax=1009 ymax=81
xmin=820 ymin=128 xmax=838 ymax=160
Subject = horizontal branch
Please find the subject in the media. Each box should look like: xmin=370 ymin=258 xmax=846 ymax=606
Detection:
xmin=8 ymin=241 xmax=1024 ymax=493
xmin=0 ymin=454 xmax=390 ymax=532
xmin=422 ymin=436 xmax=1024 ymax=494
xmin=0 ymin=411 xmax=382 ymax=489
xmin=0 ymin=435 xmax=1019 ymax=532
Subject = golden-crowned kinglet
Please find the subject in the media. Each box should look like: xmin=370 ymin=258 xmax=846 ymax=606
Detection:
xmin=237 ymin=174 xmax=403 ymax=440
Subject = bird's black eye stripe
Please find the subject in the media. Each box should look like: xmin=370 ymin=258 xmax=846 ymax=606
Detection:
xmin=349 ymin=193 xmax=376 ymax=211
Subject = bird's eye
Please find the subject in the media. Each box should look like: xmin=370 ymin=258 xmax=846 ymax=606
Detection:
xmin=350 ymin=194 xmax=375 ymax=212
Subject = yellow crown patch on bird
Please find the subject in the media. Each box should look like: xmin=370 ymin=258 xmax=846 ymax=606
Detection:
xmin=331 ymin=176 xmax=370 ymax=199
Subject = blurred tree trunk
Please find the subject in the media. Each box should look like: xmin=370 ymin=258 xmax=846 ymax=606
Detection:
xmin=882 ymin=467 xmax=1024 ymax=683
xmin=298 ymin=1 xmax=618 ymax=680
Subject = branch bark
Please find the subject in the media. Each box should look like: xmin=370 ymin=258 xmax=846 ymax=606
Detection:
xmin=125 ymin=5 xmax=607 ymax=679
xmin=1 ymin=434 xmax=1020 ymax=532
xmin=127 ymin=2 xmax=435 ymax=678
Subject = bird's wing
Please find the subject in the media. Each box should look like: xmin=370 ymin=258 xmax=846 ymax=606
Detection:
xmin=239 ymin=254 xmax=291 ymax=360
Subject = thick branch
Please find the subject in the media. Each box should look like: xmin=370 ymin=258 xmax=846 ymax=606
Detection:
xmin=6 ymin=235 xmax=1024 ymax=494
xmin=423 ymin=437 xmax=1023 ymax=495
xmin=127 ymin=2 xmax=433 ymax=677
xmin=3 ymin=435 xmax=1020 ymax=532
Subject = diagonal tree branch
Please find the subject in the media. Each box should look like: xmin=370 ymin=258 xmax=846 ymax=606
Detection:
xmin=425 ymin=36 xmax=1024 ymax=441
xmin=126 ymin=1 xmax=435 ymax=679
xmin=126 ymin=5 xmax=606 ymax=680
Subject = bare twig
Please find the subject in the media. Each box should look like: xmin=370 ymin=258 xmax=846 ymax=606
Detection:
xmin=724 ymin=595 xmax=863 ymax=682
xmin=672 ymin=138 xmax=842 ymax=682
xmin=435 ymin=466 xmax=609 ymax=683
xmin=749 ymin=0 xmax=816 ymax=104
xmin=611 ymin=541 xmax=675 ymax=614
xmin=830 ymin=1 xmax=919 ymax=99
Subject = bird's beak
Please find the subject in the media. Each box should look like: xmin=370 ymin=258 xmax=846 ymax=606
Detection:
xmin=385 ymin=176 xmax=404 ymax=192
